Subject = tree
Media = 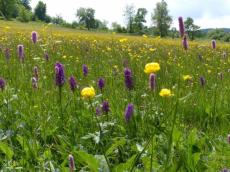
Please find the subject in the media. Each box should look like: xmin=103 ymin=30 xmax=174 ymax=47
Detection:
xmin=123 ymin=5 xmax=135 ymax=33
xmin=133 ymin=8 xmax=147 ymax=33
xmin=76 ymin=7 xmax=95 ymax=30
xmin=184 ymin=17 xmax=200 ymax=40
xmin=20 ymin=0 xmax=31 ymax=10
xmin=34 ymin=1 xmax=46 ymax=21
xmin=17 ymin=5 xmax=32 ymax=22
xmin=151 ymin=0 xmax=172 ymax=37
xmin=0 ymin=0 xmax=17 ymax=19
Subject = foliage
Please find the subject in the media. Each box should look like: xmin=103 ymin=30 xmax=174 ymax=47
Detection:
xmin=0 ymin=0 xmax=17 ymax=19
xmin=184 ymin=17 xmax=200 ymax=40
xmin=123 ymin=5 xmax=136 ymax=33
xmin=76 ymin=7 xmax=96 ymax=30
xmin=17 ymin=5 xmax=32 ymax=22
xmin=151 ymin=0 xmax=172 ymax=37
xmin=34 ymin=1 xmax=47 ymax=21
xmin=133 ymin=8 xmax=148 ymax=34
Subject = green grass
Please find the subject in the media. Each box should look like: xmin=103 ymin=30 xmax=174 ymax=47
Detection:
xmin=0 ymin=20 xmax=229 ymax=171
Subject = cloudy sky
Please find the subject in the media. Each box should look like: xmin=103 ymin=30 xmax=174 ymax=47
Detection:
xmin=31 ymin=0 xmax=230 ymax=29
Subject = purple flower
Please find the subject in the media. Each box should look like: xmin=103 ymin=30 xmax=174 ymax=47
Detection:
xmin=182 ymin=35 xmax=188 ymax=50
xmin=96 ymin=107 xmax=102 ymax=116
xmin=17 ymin=44 xmax=24 ymax=61
xmin=102 ymin=101 xmax=110 ymax=114
xmin=97 ymin=78 xmax=105 ymax=91
xmin=200 ymin=76 xmax=205 ymax=87
xmin=33 ymin=66 xmax=39 ymax=81
xmin=31 ymin=31 xmax=38 ymax=44
xmin=124 ymin=68 xmax=133 ymax=90
xmin=44 ymin=51 xmax=49 ymax=61
xmin=68 ymin=154 xmax=75 ymax=172
xmin=178 ymin=17 xmax=185 ymax=37
xmin=32 ymin=77 xmax=38 ymax=89
xmin=55 ymin=62 xmax=65 ymax=87
xmin=211 ymin=39 xmax=216 ymax=49
xmin=0 ymin=78 xmax=6 ymax=90
xmin=125 ymin=104 xmax=134 ymax=122
xmin=4 ymin=48 xmax=10 ymax=61
xmin=149 ymin=73 xmax=156 ymax=90
xmin=222 ymin=168 xmax=229 ymax=172
xmin=69 ymin=76 xmax=77 ymax=92
xmin=82 ymin=64 xmax=88 ymax=76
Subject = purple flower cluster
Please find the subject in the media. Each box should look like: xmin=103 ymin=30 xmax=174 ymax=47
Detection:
xmin=178 ymin=17 xmax=185 ymax=37
xmin=125 ymin=104 xmax=134 ymax=122
xmin=82 ymin=64 xmax=88 ymax=76
xmin=200 ymin=76 xmax=205 ymax=87
xmin=97 ymin=77 xmax=105 ymax=91
xmin=17 ymin=44 xmax=24 ymax=61
xmin=55 ymin=62 xmax=65 ymax=87
xmin=124 ymin=68 xmax=133 ymax=90
xmin=31 ymin=31 xmax=38 ymax=44
xmin=149 ymin=73 xmax=156 ymax=90
xmin=69 ymin=76 xmax=77 ymax=92
xmin=211 ymin=39 xmax=216 ymax=49
xmin=0 ymin=78 xmax=6 ymax=90
xmin=68 ymin=154 xmax=75 ymax=172
xmin=96 ymin=100 xmax=110 ymax=116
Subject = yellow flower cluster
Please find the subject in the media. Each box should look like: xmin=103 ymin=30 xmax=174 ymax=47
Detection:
xmin=144 ymin=62 xmax=160 ymax=74
xmin=183 ymin=75 xmax=192 ymax=81
xmin=159 ymin=89 xmax=172 ymax=97
xmin=81 ymin=87 xmax=95 ymax=99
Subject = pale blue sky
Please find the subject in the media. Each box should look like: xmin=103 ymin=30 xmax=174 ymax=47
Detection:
xmin=31 ymin=0 xmax=230 ymax=29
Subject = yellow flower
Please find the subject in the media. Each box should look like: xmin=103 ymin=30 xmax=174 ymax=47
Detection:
xmin=142 ymin=34 xmax=148 ymax=38
xmin=81 ymin=87 xmax=95 ymax=99
xmin=144 ymin=62 xmax=160 ymax=74
xmin=159 ymin=89 xmax=173 ymax=97
xmin=183 ymin=75 xmax=192 ymax=81
xmin=149 ymin=48 xmax=156 ymax=52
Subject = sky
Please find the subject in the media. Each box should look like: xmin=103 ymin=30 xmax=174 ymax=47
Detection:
xmin=30 ymin=0 xmax=230 ymax=29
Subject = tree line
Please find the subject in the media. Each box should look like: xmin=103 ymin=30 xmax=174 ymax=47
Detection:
xmin=2 ymin=0 xmax=224 ymax=41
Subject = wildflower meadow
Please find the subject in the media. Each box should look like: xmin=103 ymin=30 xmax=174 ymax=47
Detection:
xmin=0 ymin=21 xmax=229 ymax=171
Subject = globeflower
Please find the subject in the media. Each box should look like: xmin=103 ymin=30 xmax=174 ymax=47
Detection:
xmin=144 ymin=62 xmax=160 ymax=74
xmin=183 ymin=75 xmax=192 ymax=81
xmin=81 ymin=86 xmax=95 ymax=99
xmin=159 ymin=88 xmax=173 ymax=97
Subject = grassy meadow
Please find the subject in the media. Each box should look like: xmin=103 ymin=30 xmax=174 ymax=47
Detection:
xmin=0 ymin=20 xmax=229 ymax=171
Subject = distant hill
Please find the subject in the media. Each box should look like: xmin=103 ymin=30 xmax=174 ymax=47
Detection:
xmin=200 ymin=28 xmax=230 ymax=34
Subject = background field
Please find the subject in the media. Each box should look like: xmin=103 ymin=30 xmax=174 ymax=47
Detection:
xmin=0 ymin=20 xmax=229 ymax=171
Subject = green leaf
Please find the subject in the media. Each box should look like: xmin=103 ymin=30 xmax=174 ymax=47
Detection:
xmin=0 ymin=141 xmax=14 ymax=159
xmin=76 ymin=150 xmax=99 ymax=172
xmin=112 ymin=154 xmax=136 ymax=172
xmin=188 ymin=128 xmax=197 ymax=145
xmin=106 ymin=137 xmax=126 ymax=156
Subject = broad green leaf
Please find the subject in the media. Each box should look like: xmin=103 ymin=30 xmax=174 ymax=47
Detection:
xmin=76 ymin=150 xmax=99 ymax=172
xmin=106 ymin=137 xmax=126 ymax=156
xmin=0 ymin=141 xmax=14 ymax=159
xmin=112 ymin=154 xmax=136 ymax=172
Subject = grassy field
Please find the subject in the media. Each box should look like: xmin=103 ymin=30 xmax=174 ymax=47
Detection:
xmin=0 ymin=20 xmax=229 ymax=171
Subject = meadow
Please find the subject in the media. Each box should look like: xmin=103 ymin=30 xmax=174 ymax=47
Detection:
xmin=0 ymin=21 xmax=229 ymax=171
